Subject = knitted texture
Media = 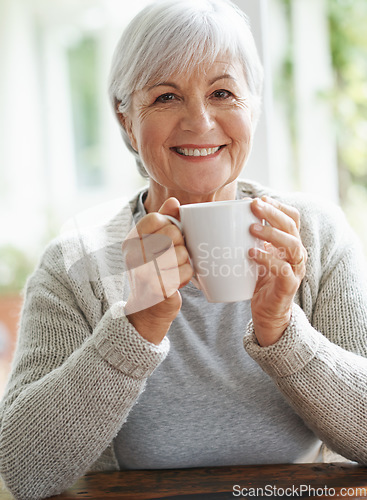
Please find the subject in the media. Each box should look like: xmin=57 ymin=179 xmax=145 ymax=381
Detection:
xmin=0 ymin=180 xmax=367 ymax=500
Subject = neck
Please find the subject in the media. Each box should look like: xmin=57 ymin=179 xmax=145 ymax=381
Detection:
xmin=144 ymin=179 xmax=239 ymax=213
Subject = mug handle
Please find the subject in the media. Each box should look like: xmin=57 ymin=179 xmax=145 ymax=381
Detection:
xmin=164 ymin=215 xmax=201 ymax=290
xmin=164 ymin=215 xmax=183 ymax=231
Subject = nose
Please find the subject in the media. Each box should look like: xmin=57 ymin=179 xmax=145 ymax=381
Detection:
xmin=179 ymin=99 xmax=215 ymax=135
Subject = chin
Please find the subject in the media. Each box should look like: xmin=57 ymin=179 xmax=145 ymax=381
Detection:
xmin=177 ymin=181 xmax=232 ymax=201
xmin=180 ymin=167 xmax=234 ymax=193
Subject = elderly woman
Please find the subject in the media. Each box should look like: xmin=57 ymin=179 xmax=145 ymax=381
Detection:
xmin=1 ymin=0 xmax=367 ymax=498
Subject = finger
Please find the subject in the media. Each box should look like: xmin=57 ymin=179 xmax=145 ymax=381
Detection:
xmin=178 ymin=262 xmax=194 ymax=288
xmin=123 ymin=232 xmax=173 ymax=268
xmin=264 ymin=244 xmax=304 ymax=270
xmin=142 ymin=223 xmax=184 ymax=254
xmin=129 ymin=242 xmax=191 ymax=288
xmin=126 ymin=232 xmax=189 ymax=278
xmin=126 ymin=259 xmax=170 ymax=308
xmin=132 ymin=197 xmax=181 ymax=240
xmin=124 ymin=198 xmax=180 ymax=246
xmin=124 ymin=217 xmax=184 ymax=265
xmin=161 ymin=261 xmax=194 ymax=296
xmin=261 ymin=196 xmax=301 ymax=231
xmin=153 ymin=250 xmax=193 ymax=298
xmin=263 ymin=241 xmax=285 ymax=261
xmin=153 ymin=244 xmax=190 ymax=272
xmin=175 ymin=244 xmax=191 ymax=267
xmin=290 ymin=252 xmax=307 ymax=275
xmin=250 ymin=223 xmax=305 ymax=264
xmin=248 ymin=248 xmax=300 ymax=293
xmin=158 ymin=197 xmax=181 ymax=218
xmin=251 ymin=198 xmax=300 ymax=237
xmin=133 ymin=212 xmax=175 ymax=239
xmin=250 ymin=246 xmax=306 ymax=282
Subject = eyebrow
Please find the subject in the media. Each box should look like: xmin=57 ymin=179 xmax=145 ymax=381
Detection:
xmin=147 ymin=82 xmax=180 ymax=91
xmin=147 ymin=73 xmax=237 ymax=92
xmin=209 ymin=73 xmax=237 ymax=85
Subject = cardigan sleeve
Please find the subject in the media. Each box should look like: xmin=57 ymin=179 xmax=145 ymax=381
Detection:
xmin=0 ymin=238 xmax=170 ymax=500
xmin=243 ymin=201 xmax=367 ymax=464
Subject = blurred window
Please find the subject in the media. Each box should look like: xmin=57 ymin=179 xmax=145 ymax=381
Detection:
xmin=67 ymin=36 xmax=104 ymax=189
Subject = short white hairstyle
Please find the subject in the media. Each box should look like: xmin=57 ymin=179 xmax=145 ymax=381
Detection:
xmin=108 ymin=0 xmax=264 ymax=177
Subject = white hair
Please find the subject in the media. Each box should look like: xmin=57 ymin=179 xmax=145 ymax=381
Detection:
xmin=108 ymin=0 xmax=264 ymax=177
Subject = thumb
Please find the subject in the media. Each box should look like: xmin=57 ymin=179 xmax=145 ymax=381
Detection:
xmin=158 ymin=197 xmax=181 ymax=219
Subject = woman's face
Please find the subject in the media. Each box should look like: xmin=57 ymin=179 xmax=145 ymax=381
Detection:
xmin=122 ymin=58 xmax=254 ymax=205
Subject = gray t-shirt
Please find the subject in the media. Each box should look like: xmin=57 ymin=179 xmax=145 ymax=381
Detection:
xmin=114 ymin=191 xmax=320 ymax=469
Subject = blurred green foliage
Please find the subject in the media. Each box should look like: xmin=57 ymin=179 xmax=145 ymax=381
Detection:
xmin=68 ymin=36 xmax=104 ymax=189
xmin=0 ymin=245 xmax=35 ymax=296
xmin=327 ymin=0 xmax=367 ymax=252
xmin=327 ymin=0 xmax=367 ymax=198
xmin=0 ymin=209 xmax=58 ymax=295
xmin=277 ymin=0 xmax=367 ymax=253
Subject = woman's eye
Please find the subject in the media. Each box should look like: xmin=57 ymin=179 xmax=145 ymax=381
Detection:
xmin=212 ymin=89 xmax=232 ymax=99
xmin=155 ymin=93 xmax=177 ymax=103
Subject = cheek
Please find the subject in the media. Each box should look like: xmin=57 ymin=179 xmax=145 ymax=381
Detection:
xmin=137 ymin=117 xmax=171 ymax=158
xmin=229 ymin=112 xmax=253 ymax=149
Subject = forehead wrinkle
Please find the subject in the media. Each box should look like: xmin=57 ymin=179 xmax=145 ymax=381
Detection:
xmin=146 ymin=72 xmax=238 ymax=93
xmin=147 ymin=81 xmax=180 ymax=92
xmin=142 ymin=54 xmax=239 ymax=90
xmin=209 ymin=73 xmax=237 ymax=85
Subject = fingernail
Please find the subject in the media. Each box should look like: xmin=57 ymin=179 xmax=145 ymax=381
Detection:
xmin=262 ymin=195 xmax=272 ymax=203
xmin=249 ymin=247 xmax=261 ymax=257
xmin=248 ymin=248 xmax=256 ymax=258
xmin=253 ymin=223 xmax=263 ymax=232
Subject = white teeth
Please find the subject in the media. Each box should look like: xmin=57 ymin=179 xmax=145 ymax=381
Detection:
xmin=176 ymin=146 xmax=221 ymax=156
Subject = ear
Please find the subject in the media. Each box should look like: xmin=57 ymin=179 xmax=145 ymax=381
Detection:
xmin=116 ymin=104 xmax=138 ymax=152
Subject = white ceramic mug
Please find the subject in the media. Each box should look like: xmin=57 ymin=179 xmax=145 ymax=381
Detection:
xmin=166 ymin=199 xmax=261 ymax=303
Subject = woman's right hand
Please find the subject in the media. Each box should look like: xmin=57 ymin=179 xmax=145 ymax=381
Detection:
xmin=123 ymin=197 xmax=193 ymax=345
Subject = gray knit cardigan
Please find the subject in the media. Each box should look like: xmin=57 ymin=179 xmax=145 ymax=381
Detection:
xmin=1 ymin=180 xmax=367 ymax=500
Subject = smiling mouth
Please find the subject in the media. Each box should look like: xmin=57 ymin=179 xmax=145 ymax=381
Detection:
xmin=172 ymin=145 xmax=225 ymax=157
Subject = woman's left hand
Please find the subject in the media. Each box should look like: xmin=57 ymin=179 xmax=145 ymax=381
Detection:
xmin=248 ymin=196 xmax=308 ymax=347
